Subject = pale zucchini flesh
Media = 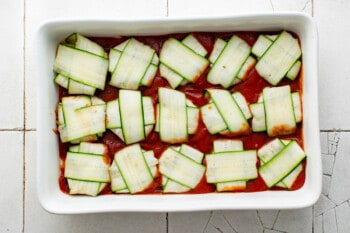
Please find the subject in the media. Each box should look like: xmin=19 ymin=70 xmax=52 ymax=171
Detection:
xmin=141 ymin=64 xmax=158 ymax=87
xmin=109 ymin=48 xmax=122 ymax=73
xmin=143 ymin=150 xmax=158 ymax=178
xmin=68 ymin=104 xmax=106 ymax=140
xmin=159 ymin=148 xmax=205 ymax=189
xmin=182 ymin=34 xmax=208 ymax=57
xmin=114 ymin=40 xmax=128 ymax=51
xmin=158 ymin=88 xmax=188 ymax=143
xmin=278 ymin=163 xmax=303 ymax=189
xmin=54 ymin=74 xmax=69 ymax=89
xmin=159 ymin=64 xmax=184 ymax=89
xmin=250 ymin=103 xmax=266 ymax=132
xmin=213 ymin=139 xmax=243 ymax=153
xmin=163 ymin=178 xmax=191 ymax=193
xmin=187 ymin=107 xmax=199 ymax=134
xmin=237 ymin=56 xmax=256 ymax=80
xmin=266 ymin=34 xmax=278 ymax=41
xmin=69 ymin=145 xmax=80 ymax=152
xmin=64 ymin=152 xmax=110 ymax=182
xmin=78 ymin=142 xmax=107 ymax=155
xmin=57 ymin=103 xmax=65 ymax=125
xmin=200 ymin=103 xmax=227 ymax=134
xmin=66 ymin=141 xmax=109 ymax=196
xmin=162 ymin=144 xmax=203 ymax=193
xmin=119 ymin=90 xmax=145 ymax=144
xmin=110 ymin=128 xmax=124 ymax=142
xmin=179 ymin=144 xmax=204 ymax=163
xmin=259 ymin=139 xmax=304 ymax=189
xmin=53 ymin=44 xmax=108 ymax=90
xmin=255 ymin=31 xmax=302 ymax=85
xmin=213 ymin=139 xmax=246 ymax=191
xmin=68 ymin=135 xmax=98 ymax=145
xmin=114 ymin=144 xmax=153 ymax=194
xmin=67 ymin=179 xmax=102 ymax=196
xmin=106 ymin=99 xmax=121 ymax=129
xmin=68 ymin=78 xmax=96 ymax=96
xmin=258 ymin=138 xmax=285 ymax=163
xmin=160 ymin=38 xmax=209 ymax=82
xmin=110 ymin=148 xmax=158 ymax=193
xmin=263 ymin=86 xmax=296 ymax=136
xmin=207 ymin=36 xmax=251 ymax=88
xmin=232 ymin=92 xmax=252 ymax=119
xmin=60 ymin=96 xmax=106 ymax=142
xmin=109 ymin=161 xmax=128 ymax=192
xmin=259 ymin=141 xmax=306 ymax=188
xmin=292 ymin=92 xmax=302 ymax=123
xmin=286 ymin=60 xmax=301 ymax=80
xmin=216 ymin=181 xmax=247 ymax=192
xmin=207 ymin=89 xmax=249 ymax=135
xmin=206 ymin=150 xmax=258 ymax=183
xmin=66 ymin=33 xmax=107 ymax=58
xmin=208 ymin=38 xmax=227 ymax=64
xmin=142 ymin=96 xmax=155 ymax=125
xmin=251 ymin=35 xmax=273 ymax=58
xmin=91 ymin=96 xmax=105 ymax=105
xmin=110 ymin=38 xmax=155 ymax=90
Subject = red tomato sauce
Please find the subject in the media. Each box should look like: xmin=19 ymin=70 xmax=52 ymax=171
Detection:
xmin=58 ymin=31 xmax=305 ymax=195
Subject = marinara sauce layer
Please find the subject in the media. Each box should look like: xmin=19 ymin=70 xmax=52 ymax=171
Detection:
xmin=57 ymin=31 xmax=305 ymax=195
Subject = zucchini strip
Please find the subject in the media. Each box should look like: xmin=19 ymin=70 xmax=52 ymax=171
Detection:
xmin=158 ymin=88 xmax=188 ymax=143
xmin=255 ymin=31 xmax=301 ymax=85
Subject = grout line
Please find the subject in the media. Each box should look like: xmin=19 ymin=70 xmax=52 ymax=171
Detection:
xmin=202 ymin=211 xmax=214 ymax=233
xmin=22 ymin=0 xmax=27 ymax=231
xmin=334 ymin=207 xmax=339 ymax=233
xmin=166 ymin=0 xmax=169 ymax=17
xmin=25 ymin=128 xmax=36 ymax=131
xmin=272 ymin=210 xmax=280 ymax=229
xmin=256 ymin=210 xmax=265 ymax=230
xmin=320 ymin=129 xmax=350 ymax=132
xmin=166 ymin=213 xmax=169 ymax=233
xmin=22 ymin=129 xmax=26 ymax=233
xmin=0 ymin=128 xmax=25 ymax=131
xmin=222 ymin=213 xmax=238 ymax=233
xmin=269 ymin=0 xmax=275 ymax=11
xmin=0 ymin=129 xmax=36 ymax=132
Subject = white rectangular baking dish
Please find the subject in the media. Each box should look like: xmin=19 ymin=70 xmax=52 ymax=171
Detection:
xmin=36 ymin=12 xmax=321 ymax=213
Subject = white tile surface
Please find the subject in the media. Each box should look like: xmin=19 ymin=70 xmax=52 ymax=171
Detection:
xmin=323 ymin=208 xmax=337 ymax=233
xmin=24 ymin=131 xmax=166 ymax=233
xmin=314 ymin=194 xmax=336 ymax=217
xmin=168 ymin=211 xmax=213 ymax=233
xmin=315 ymin=0 xmax=350 ymax=129
xmin=169 ymin=210 xmax=264 ymax=233
xmin=168 ymin=0 xmax=312 ymax=17
xmin=168 ymin=0 xmax=272 ymax=17
xmin=257 ymin=210 xmax=279 ymax=229
xmin=204 ymin=211 xmax=237 ymax=233
xmin=322 ymin=174 xmax=331 ymax=196
xmin=1 ymin=0 xmax=350 ymax=232
xmin=313 ymin=215 xmax=323 ymax=233
xmin=270 ymin=0 xmax=312 ymax=13
xmin=0 ymin=132 xmax=23 ymax=232
xmin=223 ymin=211 xmax=264 ymax=233
xmin=322 ymin=154 xmax=335 ymax=176
xmin=328 ymin=133 xmax=350 ymax=205
xmin=335 ymin=202 xmax=350 ymax=233
xmin=0 ymin=0 xmax=24 ymax=129
xmin=273 ymin=208 xmax=312 ymax=233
